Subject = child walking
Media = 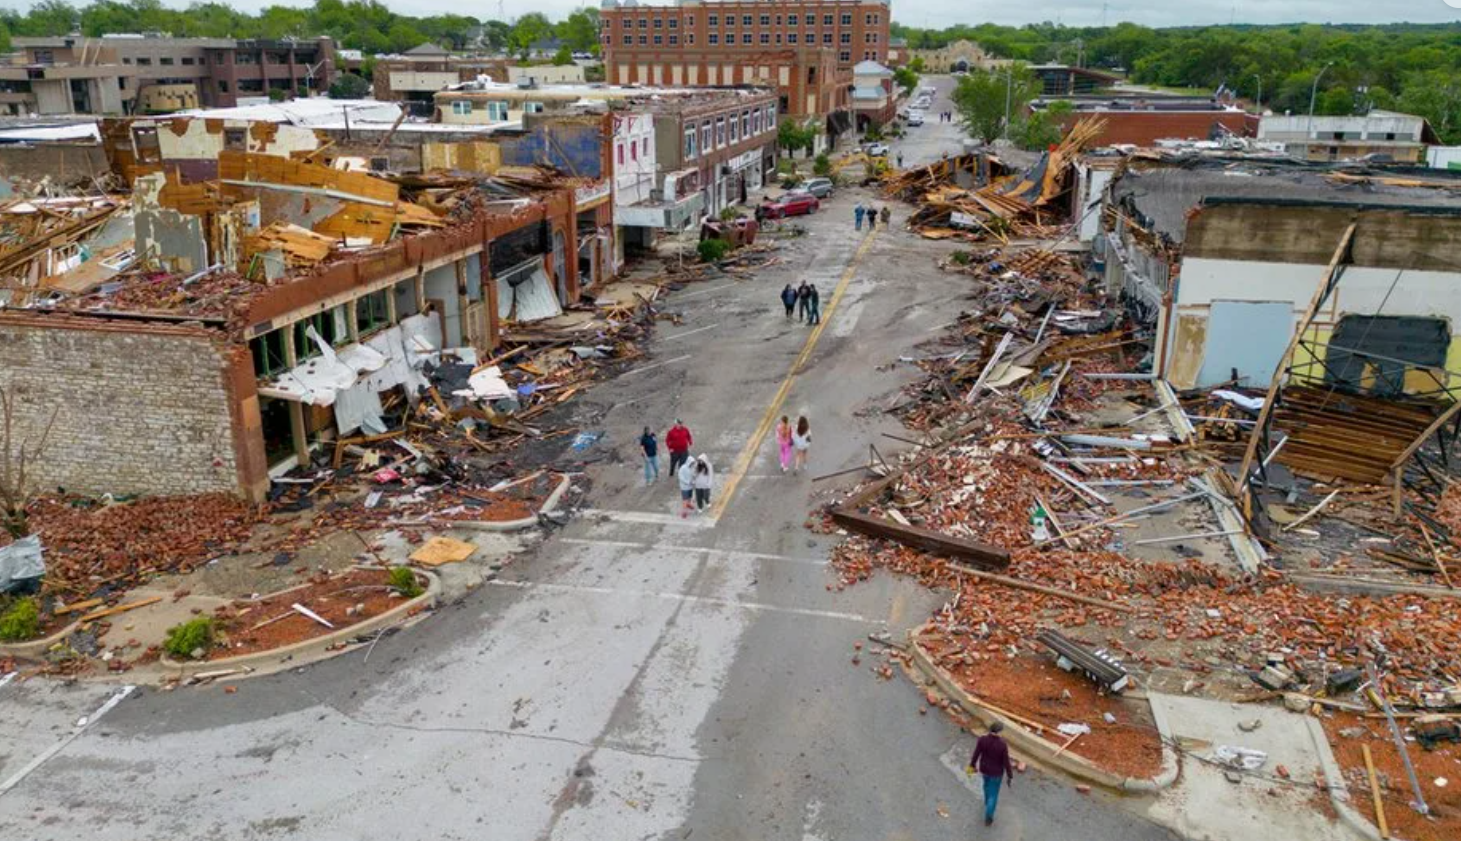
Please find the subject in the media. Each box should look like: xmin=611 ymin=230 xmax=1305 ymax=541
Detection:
xmin=775 ymin=416 xmax=794 ymax=473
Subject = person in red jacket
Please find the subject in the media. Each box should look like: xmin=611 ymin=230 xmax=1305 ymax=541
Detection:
xmin=968 ymin=721 xmax=1015 ymax=826
xmin=665 ymin=419 xmax=693 ymax=477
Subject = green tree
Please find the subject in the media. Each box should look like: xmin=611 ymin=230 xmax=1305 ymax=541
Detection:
xmin=557 ymin=8 xmax=599 ymax=55
xmin=480 ymin=19 xmax=511 ymax=52
xmin=328 ymin=72 xmax=369 ymax=98
xmin=893 ymin=65 xmax=919 ymax=96
xmin=17 ymin=0 xmax=78 ymax=35
xmin=952 ymin=66 xmax=1038 ymax=144
xmin=907 ymin=56 xmax=926 ymax=73
xmin=777 ymin=119 xmax=816 ymax=158
xmin=510 ymin=12 xmax=552 ymax=60
xmin=551 ymin=44 xmax=573 ymax=65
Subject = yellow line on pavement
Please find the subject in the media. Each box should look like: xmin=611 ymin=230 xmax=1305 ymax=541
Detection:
xmin=709 ymin=228 xmax=879 ymax=519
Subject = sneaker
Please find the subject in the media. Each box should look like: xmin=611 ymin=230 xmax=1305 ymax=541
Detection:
xmin=985 ymin=817 xmax=993 ymax=826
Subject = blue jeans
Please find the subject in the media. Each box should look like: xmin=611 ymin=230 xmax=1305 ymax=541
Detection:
xmin=982 ymin=774 xmax=1002 ymax=822
xmin=855 ymin=216 xmax=863 ymax=230
xmin=644 ymin=454 xmax=659 ymax=483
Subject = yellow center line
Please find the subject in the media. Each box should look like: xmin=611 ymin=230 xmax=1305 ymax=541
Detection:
xmin=709 ymin=228 xmax=880 ymax=520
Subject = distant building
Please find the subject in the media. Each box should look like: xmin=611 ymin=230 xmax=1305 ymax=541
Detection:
xmin=4 ymin=34 xmax=335 ymax=116
xmin=505 ymin=64 xmax=585 ymax=86
xmin=1028 ymin=65 xmax=1121 ymax=97
xmin=851 ymin=59 xmax=895 ymax=130
xmin=598 ymin=0 xmax=889 ymax=149
xmin=371 ymin=46 xmax=510 ymax=116
xmin=910 ymin=39 xmax=1010 ymax=74
xmin=886 ymin=36 xmax=908 ymax=68
xmin=1035 ymin=97 xmax=1258 ymax=149
xmin=1258 ymin=110 xmax=1437 ymax=164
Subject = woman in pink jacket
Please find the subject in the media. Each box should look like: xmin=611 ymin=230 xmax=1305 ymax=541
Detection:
xmin=775 ymin=415 xmax=794 ymax=473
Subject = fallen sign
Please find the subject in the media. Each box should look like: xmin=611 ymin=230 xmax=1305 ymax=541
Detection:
xmin=1035 ymin=629 xmax=1131 ymax=692
xmin=830 ymin=508 xmax=1010 ymax=569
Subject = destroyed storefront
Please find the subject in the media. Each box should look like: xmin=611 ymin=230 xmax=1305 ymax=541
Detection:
xmin=0 ymin=116 xmax=596 ymax=503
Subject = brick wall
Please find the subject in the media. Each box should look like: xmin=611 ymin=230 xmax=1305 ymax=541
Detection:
xmin=0 ymin=314 xmax=242 ymax=498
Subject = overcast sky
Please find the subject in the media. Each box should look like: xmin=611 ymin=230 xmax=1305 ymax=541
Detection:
xmin=2 ymin=0 xmax=1458 ymax=27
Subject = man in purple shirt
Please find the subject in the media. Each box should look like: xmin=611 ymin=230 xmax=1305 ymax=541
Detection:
xmin=968 ymin=721 xmax=1015 ymax=826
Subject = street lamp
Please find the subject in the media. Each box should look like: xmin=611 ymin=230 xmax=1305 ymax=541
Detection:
xmin=1307 ymin=62 xmax=1334 ymax=138
xmin=1252 ymin=73 xmax=1262 ymax=113
xmin=1002 ymin=66 xmax=1012 ymax=141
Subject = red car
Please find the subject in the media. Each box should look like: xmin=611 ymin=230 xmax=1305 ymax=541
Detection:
xmin=762 ymin=193 xmax=820 ymax=219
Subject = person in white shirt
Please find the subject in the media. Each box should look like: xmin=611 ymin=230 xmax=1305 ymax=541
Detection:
xmin=677 ymin=457 xmax=697 ymax=518
xmin=792 ymin=416 xmax=812 ymax=474
xmin=692 ymin=454 xmax=714 ymax=511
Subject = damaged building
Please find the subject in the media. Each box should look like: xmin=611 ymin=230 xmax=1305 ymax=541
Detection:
xmin=0 ymin=114 xmax=611 ymax=502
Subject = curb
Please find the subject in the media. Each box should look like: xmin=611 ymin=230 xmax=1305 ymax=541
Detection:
xmin=1308 ymin=715 xmax=1383 ymax=841
xmin=436 ymin=473 xmax=571 ymax=533
xmin=158 ymin=567 xmax=440 ymax=680
xmin=907 ymin=626 xmax=1180 ymax=793
xmin=0 ymin=618 xmax=81 ymax=661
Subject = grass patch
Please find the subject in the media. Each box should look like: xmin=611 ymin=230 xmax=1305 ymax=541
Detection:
xmin=163 ymin=617 xmax=215 ymax=659
xmin=0 ymin=596 xmax=40 ymax=642
xmin=697 ymin=238 xmax=732 ymax=263
xmin=389 ymin=566 xmax=424 ymax=598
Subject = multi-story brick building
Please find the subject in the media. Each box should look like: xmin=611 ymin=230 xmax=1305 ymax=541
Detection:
xmin=599 ymin=0 xmax=889 ymax=146
xmin=3 ymin=35 xmax=335 ymax=116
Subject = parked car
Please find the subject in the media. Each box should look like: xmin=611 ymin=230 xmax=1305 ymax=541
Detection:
xmin=792 ymin=177 xmax=835 ymax=198
xmin=762 ymin=193 xmax=821 ymax=219
xmin=905 ymin=111 xmax=925 ymax=127
xmin=864 ymin=142 xmax=890 ymax=157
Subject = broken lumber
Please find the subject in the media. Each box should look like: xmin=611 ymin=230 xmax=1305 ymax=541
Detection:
xmin=79 ymin=595 xmax=163 ymax=623
xmin=1362 ymin=743 xmax=1390 ymax=839
xmin=54 ymin=597 xmax=104 ymax=616
xmin=947 ymin=562 xmax=1134 ymax=613
xmin=832 ymin=508 xmax=1010 ymax=569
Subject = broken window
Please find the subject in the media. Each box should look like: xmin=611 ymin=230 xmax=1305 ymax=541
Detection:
xmin=292 ymin=308 xmax=343 ymax=361
xmin=132 ymin=126 xmax=160 ymax=163
xmin=356 ymin=289 xmax=391 ymax=336
xmin=250 ymin=330 xmax=288 ymax=378
xmin=224 ymin=128 xmax=247 ymax=150
xmin=1324 ymin=315 xmax=1451 ymax=398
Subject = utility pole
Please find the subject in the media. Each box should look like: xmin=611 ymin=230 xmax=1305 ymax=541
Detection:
xmin=1307 ymin=62 xmax=1334 ymax=142
xmin=1253 ymin=73 xmax=1262 ymax=113
xmin=1101 ymin=2 xmax=1109 ymax=28
xmin=1002 ymin=66 xmax=1013 ymax=141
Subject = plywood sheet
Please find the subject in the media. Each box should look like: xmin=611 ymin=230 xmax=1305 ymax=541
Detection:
xmin=409 ymin=536 xmax=477 ymax=566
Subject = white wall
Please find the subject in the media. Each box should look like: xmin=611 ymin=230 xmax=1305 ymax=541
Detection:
xmin=613 ymin=112 xmax=656 ymax=207
xmin=1429 ymin=146 xmax=1461 ymax=171
xmin=1177 ymin=258 xmax=1461 ymax=327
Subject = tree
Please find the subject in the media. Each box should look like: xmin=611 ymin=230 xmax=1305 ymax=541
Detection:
xmin=551 ymin=45 xmax=573 ymax=66
xmin=557 ymin=8 xmax=599 ymax=55
xmin=907 ymin=56 xmax=926 ymax=73
xmin=479 ymin=19 xmax=511 ymax=52
xmin=893 ymin=66 xmax=920 ymax=96
xmin=777 ymin=119 xmax=816 ymax=158
xmin=951 ymin=66 xmax=1038 ymax=145
xmin=328 ymin=73 xmax=370 ymax=99
xmin=0 ymin=385 xmax=57 ymax=539
xmin=510 ymin=12 xmax=552 ymax=60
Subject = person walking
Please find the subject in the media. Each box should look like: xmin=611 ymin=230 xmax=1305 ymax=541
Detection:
xmin=854 ymin=202 xmax=865 ymax=231
xmin=639 ymin=426 xmax=660 ymax=485
xmin=677 ymin=455 xmax=697 ymax=518
xmin=967 ymin=721 xmax=1016 ymax=826
xmin=792 ymin=416 xmax=812 ymax=473
xmin=896 ymin=151 xmax=904 ymax=168
xmin=775 ymin=415 xmax=794 ymax=473
xmin=796 ymin=281 xmax=811 ymax=323
xmin=692 ymin=455 xmax=714 ymax=512
xmin=780 ymin=283 xmax=798 ymax=319
xmin=806 ymin=284 xmax=821 ymax=325
xmin=666 ymin=419 xmax=693 ymax=477
xmin=880 ymin=205 xmax=891 ymax=228
xmin=866 ymin=207 xmax=876 ymax=231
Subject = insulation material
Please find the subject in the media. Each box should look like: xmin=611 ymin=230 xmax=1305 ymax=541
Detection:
xmin=218 ymin=151 xmax=399 ymax=205
xmin=454 ymin=366 xmax=514 ymax=401
xmin=313 ymin=201 xmax=445 ymax=244
xmin=334 ymin=381 xmax=386 ymax=436
xmin=247 ymin=222 xmax=336 ymax=266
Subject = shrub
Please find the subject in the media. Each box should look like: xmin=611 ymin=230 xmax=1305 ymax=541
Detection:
xmin=718 ymin=206 xmax=742 ymax=222
xmin=812 ymin=153 xmax=832 ymax=176
xmin=163 ymin=617 xmax=215 ymax=659
xmin=697 ymin=238 xmax=732 ymax=263
xmin=950 ymin=250 xmax=973 ymax=266
xmin=389 ymin=566 xmax=424 ymax=598
xmin=0 ymin=597 xmax=39 ymax=642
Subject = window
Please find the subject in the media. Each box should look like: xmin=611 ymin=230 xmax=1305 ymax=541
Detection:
xmin=623 ymin=35 xmax=632 ymax=45
xmin=486 ymin=101 xmax=510 ymax=120
xmin=760 ymin=33 xmax=770 ymax=45
xmin=687 ymin=33 xmax=694 ymax=45
xmin=839 ymin=50 xmax=851 ymax=63
xmin=642 ymin=137 xmax=649 ymax=156
xmin=741 ymin=112 xmax=749 ymax=136
xmin=788 ymin=13 xmax=798 ymax=25
xmin=617 ymin=142 xmax=624 ymax=165
xmin=637 ymin=18 xmax=647 ymax=28
xmin=653 ymin=34 xmax=662 ymax=45
xmin=823 ymin=33 xmax=832 ymax=44
xmin=760 ymin=14 xmax=770 ymax=25
xmin=653 ymin=17 xmax=663 ymax=28
xmin=160 ymin=57 xmax=174 ymax=65
xmin=840 ymin=33 xmax=851 ymax=44
xmin=452 ymin=100 xmax=472 ymax=116
xmin=775 ymin=15 xmax=782 ymax=25
xmin=684 ymin=127 xmax=696 ymax=158
xmin=742 ymin=33 xmax=752 ymax=44
xmin=708 ymin=13 xmax=718 ymax=25
xmin=122 ymin=57 xmax=132 ymax=64
xmin=742 ymin=15 xmax=752 ymax=25
xmin=638 ymin=35 xmax=647 ymax=45
xmin=214 ymin=53 xmax=225 ymax=64
xmin=669 ymin=35 xmax=678 ymax=45
xmin=523 ymin=102 xmax=544 ymax=113
xmin=630 ymin=139 xmax=637 ymax=161
xmin=841 ymin=13 xmax=852 ymax=25
xmin=217 ymin=79 xmax=229 ymax=92
xmin=136 ymin=57 xmax=152 ymax=66
xmin=716 ymin=117 xmax=725 ymax=146
xmin=224 ymin=128 xmax=247 ymax=150
xmin=668 ymin=18 xmax=677 ymax=29
xmin=701 ymin=122 xmax=711 ymax=151
xmin=709 ymin=33 xmax=719 ymax=45
xmin=356 ymin=289 xmax=391 ymax=336
xmin=823 ymin=14 xmax=833 ymax=25
xmin=293 ymin=309 xmax=342 ymax=360
xmin=866 ymin=13 xmax=877 ymax=24
xmin=788 ymin=33 xmax=797 ymax=44
xmin=181 ymin=56 xmax=194 ymax=65
xmin=250 ymin=331 xmax=288 ymax=378
xmin=729 ymin=115 xmax=737 ymax=142
xmin=683 ymin=16 xmax=692 ymax=28
xmin=753 ymin=110 xmax=761 ymax=133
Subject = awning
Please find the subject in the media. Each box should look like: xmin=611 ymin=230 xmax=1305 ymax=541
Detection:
xmin=496 ymin=259 xmax=563 ymax=323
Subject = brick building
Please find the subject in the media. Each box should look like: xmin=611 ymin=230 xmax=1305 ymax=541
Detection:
xmin=4 ymin=35 xmax=335 ymax=115
xmin=1038 ymin=99 xmax=1259 ymax=148
xmin=372 ymin=44 xmax=510 ymax=116
xmin=599 ymin=0 xmax=888 ymax=145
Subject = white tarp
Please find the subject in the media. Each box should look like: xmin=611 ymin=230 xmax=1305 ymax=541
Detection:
xmin=262 ymin=326 xmax=411 ymax=406
xmin=454 ymin=365 xmax=513 ymax=401
xmin=334 ymin=381 xmax=386 ymax=435
xmin=0 ymin=535 xmax=43 ymax=593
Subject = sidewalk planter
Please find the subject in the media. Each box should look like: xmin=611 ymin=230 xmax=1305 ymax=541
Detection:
xmin=159 ymin=567 xmax=440 ymax=679
xmin=0 ymin=618 xmax=81 ymax=661
xmin=907 ymin=624 xmax=1179 ymax=793
xmin=439 ymin=472 xmax=571 ymax=533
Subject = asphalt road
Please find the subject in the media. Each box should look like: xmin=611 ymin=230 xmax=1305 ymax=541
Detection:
xmin=0 ymin=87 xmax=1178 ymax=841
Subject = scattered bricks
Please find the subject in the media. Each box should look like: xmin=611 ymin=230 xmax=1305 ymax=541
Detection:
xmin=1276 ymin=765 xmax=1290 ymax=779
xmin=172 ymin=588 xmax=191 ymax=602
xmin=224 ymin=686 xmax=237 ymax=694
xmin=1075 ymin=784 xmax=1091 ymax=794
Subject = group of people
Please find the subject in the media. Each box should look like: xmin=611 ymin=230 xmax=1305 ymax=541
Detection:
xmin=775 ymin=415 xmax=812 ymax=474
xmin=935 ymin=111 xmax=955 ymax=122
xmin=780 ymin=282 xmax=821 ymax=325
xmin=854 ymin=203 xmax=891 ymax=232
xmin=638 ymin=420 xmax=715 ymax=516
